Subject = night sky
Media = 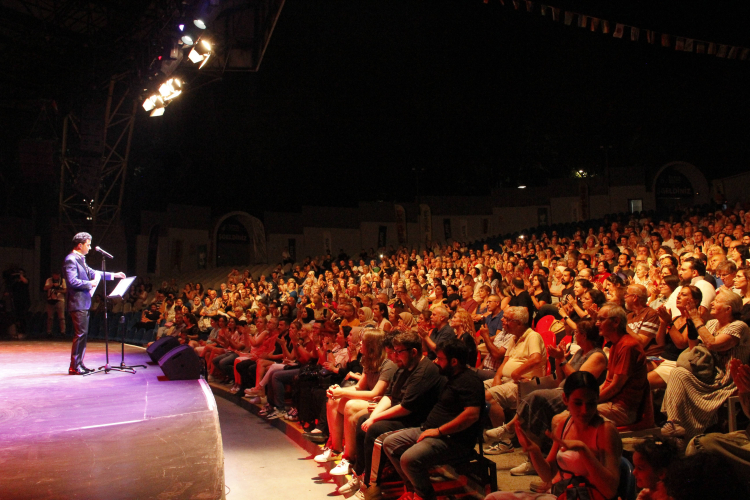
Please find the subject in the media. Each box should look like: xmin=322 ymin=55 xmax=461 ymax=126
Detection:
xmin=3 ymin=0 xmax=750 ymax=220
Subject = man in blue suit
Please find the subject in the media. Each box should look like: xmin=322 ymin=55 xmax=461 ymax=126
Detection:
xmin=64 ymin=232 xmax=126 ymax=375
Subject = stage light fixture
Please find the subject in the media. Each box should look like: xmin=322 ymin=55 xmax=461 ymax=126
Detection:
xmin=158 ymin=78 xmax=182 ymax=101
xmin=150 ymin=107 xmax=165 ymax=117
xmin=188 ymin=40 xmax=212 ymax=68
xmin=194 ymin=19 xmax=207 ymax=29
xmin=142 ymin=94 xmax=163 ymax=112
xmin=181 ymin=34 xmax=195 ymax=46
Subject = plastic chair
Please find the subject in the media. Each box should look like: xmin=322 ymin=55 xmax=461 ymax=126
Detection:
xmin=618 ymin=456 xmax=636 ymax=500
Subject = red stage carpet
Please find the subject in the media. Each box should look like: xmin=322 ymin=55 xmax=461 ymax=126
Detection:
xmin=0 ymin=340 xmax=223 ymax=500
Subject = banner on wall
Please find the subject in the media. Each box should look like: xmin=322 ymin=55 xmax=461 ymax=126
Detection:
xmin=443 ymin=218 xmax=452 ymax=241
xmin=394 ymin=204 xmax=408 ymax=245
xmin=419 ymin=204 xmax=432 ymax=247
xmin=323 ymin=231 xmax=332 ymax=256
xmin=378 ymin=226 xmax=387 ymax=248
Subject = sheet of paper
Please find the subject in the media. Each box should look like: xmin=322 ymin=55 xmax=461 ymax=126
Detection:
xmin=108 ymin=276 xmax=136 ymax=299
xmin=89 ymin=272 xmax=101 ymax=297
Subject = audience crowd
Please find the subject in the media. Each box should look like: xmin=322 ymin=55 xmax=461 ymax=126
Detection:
xmin=48 ymin=205 xmax=750 ymax=499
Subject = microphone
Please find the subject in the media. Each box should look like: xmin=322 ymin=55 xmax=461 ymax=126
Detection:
xmin=95 ymin=246 xmax=114 ymax=259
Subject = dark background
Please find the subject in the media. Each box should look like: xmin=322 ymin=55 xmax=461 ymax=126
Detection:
xmin=1 ymin=0 xmax=749 ymax=220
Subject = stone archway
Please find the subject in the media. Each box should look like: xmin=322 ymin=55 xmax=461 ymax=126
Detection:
xmin=213 ymin=212 xmax=267 ymax=267
xmin=651 ymin=161 xmax=710 ymax=212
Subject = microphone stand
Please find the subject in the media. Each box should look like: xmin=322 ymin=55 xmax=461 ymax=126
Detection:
xmin=85 ymin=251 xmax=132 ymax=376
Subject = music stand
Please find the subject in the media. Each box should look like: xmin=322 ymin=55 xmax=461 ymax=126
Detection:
xmin=85 ymin=258 xmax=136 ymax=376
xmin=109 ymin=277 xmax=146 ymax=373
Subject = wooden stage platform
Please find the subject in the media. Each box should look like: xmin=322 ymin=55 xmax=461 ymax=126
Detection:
xmin=0 ymin=340 xmax=224 ymax=500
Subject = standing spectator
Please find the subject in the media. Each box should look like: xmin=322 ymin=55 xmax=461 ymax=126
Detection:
xmin=44 ymin=270 xmax=67 ymax=336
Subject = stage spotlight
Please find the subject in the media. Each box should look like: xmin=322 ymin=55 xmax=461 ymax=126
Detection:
xmin=194 ymin=19 xmax=207 ymax=29
xmin=142 ymin=94 xmax=164 ymax=112
xmin=188 ymin=40 xmax=212 ymax=68
xmin=181 ymin=34 xmax=194 ymax=46
xmin=158 ymin=78 xmax=182 ymax=101
xmin=150 ymin=107 xmax=165 ymax=117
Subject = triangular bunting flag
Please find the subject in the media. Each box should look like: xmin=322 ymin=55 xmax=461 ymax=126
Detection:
xmin=512 ymin=0 xmax=519 ymax=10
xmin=590 ymin=18 xmax=599 ymax=32
xmin=551 ymin=7 xmax=559 ymax=21
xmin=646 ymin=30 xmax=655 ymax=44
xmin=684 ymin=39 xmax=694 ymax=52
xmin=540 ymin=4 xmax=548 ymax=16
xmin=717 ymin=44 xmax=728 ymax=57
xmin=708 ymin=42 xmax=716 ymax=55
xmin=578 ymin=15 xmax=587 ymax=28
xmin=613 ymin=23 xmax=624 ymax=38
xmin=661 ymin=34 xmax=671 ymax=47
xmin=675 ymin=37 xmax=684 ymax=51
xmin=526 ymin=0 xmax=533 ymax=12
xmin=740 ymin=48 xmax=750 ymax=61
xmin=564 ymin=11 xmax=573 ymax=25
xmin=630 ymin=27 xmax=640 ymax=42
xmin=728 ymin=46 xmax=739 ymax=59
xmin=602 ymin=20 xmax=610 ymax=34
xmin=696 ymin=42 xmax=706 ymax=54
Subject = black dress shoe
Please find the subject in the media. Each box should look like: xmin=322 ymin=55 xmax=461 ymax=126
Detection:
xmin=81 ymin=365 xmax=93 ymax=372
xmin=69 ymin=367 xmax=84 ymax=375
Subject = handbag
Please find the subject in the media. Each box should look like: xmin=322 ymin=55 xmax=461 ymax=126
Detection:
xmin=552 ymin=476 xmax=607 ymax=500
xmin=676 ymin=345 xmax=716 ymax=384
xmin=518 ymin=373 xmax=559 ymax=399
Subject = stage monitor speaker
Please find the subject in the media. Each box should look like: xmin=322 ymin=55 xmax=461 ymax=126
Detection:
xmin=146 ymin=335 xmax=180 ymax=363
xmin=159 ymin=345 xmax=202 ymax=380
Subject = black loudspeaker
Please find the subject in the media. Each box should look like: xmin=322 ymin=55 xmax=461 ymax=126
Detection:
xmin=146 ymin=335 xmax=180 ymax=363
xmin=159 ymin=345 xmax=202 ymax=380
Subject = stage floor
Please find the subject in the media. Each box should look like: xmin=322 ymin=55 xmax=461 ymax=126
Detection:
xmin=0 ymin=340 xmax=223 ymax=500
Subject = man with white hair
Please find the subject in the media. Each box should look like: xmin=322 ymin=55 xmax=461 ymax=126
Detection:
xmin=417 ymin=306 xmax=455 ymax=360
xmin=483 ymin=306 xmax=546 ymax=453
xmin=624 ymin=284 xmax=661 ymax=356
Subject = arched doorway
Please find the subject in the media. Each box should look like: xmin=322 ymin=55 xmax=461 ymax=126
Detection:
xmin=213 ymin=212 xmax=267 ymax=267
xmin=651 ymin=161 xmax=709 ymax=214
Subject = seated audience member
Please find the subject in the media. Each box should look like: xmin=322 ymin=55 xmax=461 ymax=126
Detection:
xmin=663 ymin=451 xmax=750 ymax=500
xmin=317 ymin=330 xmax=397 ymax=494
xmin=353 ymin=331 xmax=444 ymax=498
xmin=665 ymin=257 xmax=715 ymax=322
xmin=624 ymin=284 xmax=661 ymax=356
xmin=485 ymin=371 xmax=622 ymax=500
xmin=661 ymin=290 xmax=750 ymax=439
xmin=382 ymin=339 xmax=484 ymax=500
xmin=477 ymin=295 xmax=515 ymax=380
xmin=632 ymin=437 xmax=679 ymax=500
xmin=648 ymin=286 xmax=702 ymax=389
xmin=209 ymin=317 xmax=245 ymax=382
xmin=484 ymin=319 xmax=607 ymax=462
xmin=595 ymin=302 xmax=648 ymax=426
xmin=417 ymin=306 xmax=455 ymax=360
xmin=448 ymin=308 xmax=478 ymax=368
xmin=228 ymin=316 xmax=277 ymax=394
xmin=484 ymin=306 xmax=547 ymax=431
xmin=648 ymin=275 xmax=680 ymax=311
xmin=135 ymin=303 xmax=160 ymax=329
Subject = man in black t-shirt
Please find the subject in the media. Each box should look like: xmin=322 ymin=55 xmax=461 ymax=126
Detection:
xmin=508 ymin=278 xmax=534 ymax=326
xmin=383 ymin=339 xmax=484 ymax=500
xmin=353 ymin=331 xmax=444 ymax=493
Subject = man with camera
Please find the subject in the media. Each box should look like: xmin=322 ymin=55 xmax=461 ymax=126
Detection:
xmin=44 ymin=271 xmax=67 ymax=336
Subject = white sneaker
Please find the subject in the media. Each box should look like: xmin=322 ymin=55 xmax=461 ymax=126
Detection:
xmin=484 ymin=440 xmax=514 ymax=455
xmin=510 ymin=460 xmax=537 ymax=476
xmin=314 ymin=447 xmax=340 ymax=463
xmin=337 ymin=474 xmax=361 ymax=494
xmin=330 ymin=458 xmax=351 ymax=476
xmin=484 ymin=424 xmax=514 ymax=443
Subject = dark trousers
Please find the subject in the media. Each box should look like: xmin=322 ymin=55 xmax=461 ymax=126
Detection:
xmin=355 ymin=415 xmax=407 ymax=485
xmin=69 ymin=310 xmax=89 ymax=369
xmin=235 ymin=358 xmax=257 ymax=390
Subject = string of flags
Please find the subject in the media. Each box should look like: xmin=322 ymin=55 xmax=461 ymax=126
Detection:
xmin=482 ymin=0 xmax=750 ymax=61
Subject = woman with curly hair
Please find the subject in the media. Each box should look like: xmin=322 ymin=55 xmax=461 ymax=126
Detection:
xmin=450 ymin=308 xmax=478 ymax=368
